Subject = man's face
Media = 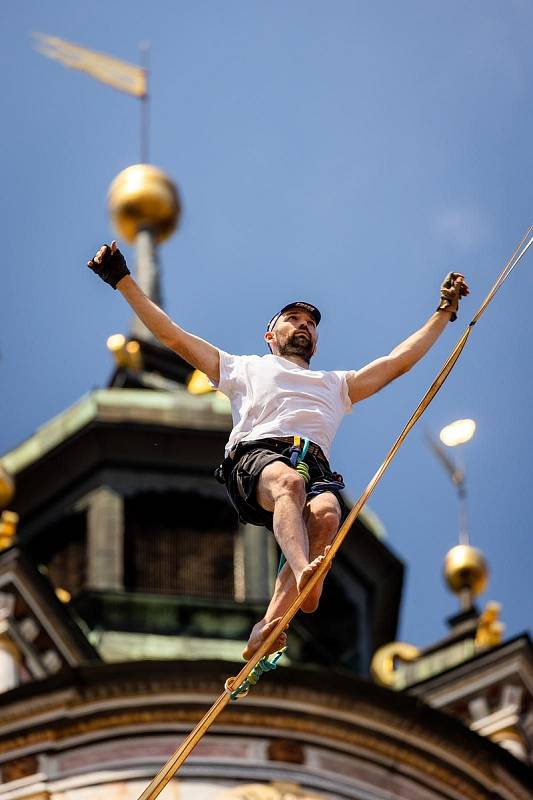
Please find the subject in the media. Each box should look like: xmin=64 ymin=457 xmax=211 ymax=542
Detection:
xmin=265 ymin=309 xmax=318 ymax=364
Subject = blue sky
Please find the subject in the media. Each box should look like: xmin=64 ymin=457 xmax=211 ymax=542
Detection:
xmin=2 ymin=1 xmax=532 ymax=649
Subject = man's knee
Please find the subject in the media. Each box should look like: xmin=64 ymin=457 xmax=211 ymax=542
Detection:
xmin=271 ymin=469 xmax=307 ymax=506
xmin=308 ymin=495 xmax=341 ymax=535
xmin=256 ymin=461 xmax=306 ymax=513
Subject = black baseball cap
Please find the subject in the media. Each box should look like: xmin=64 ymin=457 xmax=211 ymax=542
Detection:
xmin=267 ymin=302 xmax=321 ymax=332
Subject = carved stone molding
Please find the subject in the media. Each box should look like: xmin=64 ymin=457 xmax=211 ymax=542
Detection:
xmin=217 ymin=782 xmax=324 ymax=800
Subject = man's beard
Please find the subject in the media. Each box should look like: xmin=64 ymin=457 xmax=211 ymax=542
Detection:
xmin=277 ymin=331 xmax=314 ymax=364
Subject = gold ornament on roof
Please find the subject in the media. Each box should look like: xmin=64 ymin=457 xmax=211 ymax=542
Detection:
xmin=108 ymin=164 xmax=181 ymax=244
xmin=475 ymin=601 xmax=504 ymax=648
xmin=187 ymin=369 xmax=214 ymax=395
xmin=0 ymin=511 xmax=19 ymax=550
xmin=106 ymin=333 xmax=143 ymax=371
xmin=370 ymin=641 xmax=420 ymax=687
xmin=0 ymin=465 xmax=15 ymax=510
xmin=55 ymin=587 xmax=72 ymax=604
xmin=444 ymin=544 xmax=488 ymax=596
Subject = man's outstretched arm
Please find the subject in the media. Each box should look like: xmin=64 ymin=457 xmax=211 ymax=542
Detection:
xmin=346 ymin=273 xmax=469 ymax=404
xmin=88 ymin=242 xmax=220 ymax=383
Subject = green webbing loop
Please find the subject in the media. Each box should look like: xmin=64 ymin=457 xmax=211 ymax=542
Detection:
xmin=296 ymin=461 xmax=310 ymax=483
xmin=226 ymin=648 xmax=286 ymax=701
xmin=292 ymin=436 xmax=310 ymax=485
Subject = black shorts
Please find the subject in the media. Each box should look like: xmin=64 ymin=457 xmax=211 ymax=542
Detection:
xmin=219 ymin=437 xmax=346 ymax=530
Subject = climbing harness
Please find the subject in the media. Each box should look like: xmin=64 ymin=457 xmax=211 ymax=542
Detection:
xmin=225 ymin=648 xmax=286 ymax=700
xmin=288 ymin=435 xmax=346 ymax=494
xmin=136 ymin=225 xmax=533 ymax=800
xmin=289 ymin=434 xmax=311 ymax=483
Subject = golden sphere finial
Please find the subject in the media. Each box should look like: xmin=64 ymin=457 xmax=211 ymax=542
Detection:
xmin=444 ymin=544 xmax=488 ymax=597
xmin=108 ymin=164 xmax=181 ymax=244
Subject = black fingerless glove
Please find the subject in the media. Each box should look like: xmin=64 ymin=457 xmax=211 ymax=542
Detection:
xmin=88 ymin=245 xmax=130 ymax=289
xmin=437 ymin=272 xmax=461 ymax=321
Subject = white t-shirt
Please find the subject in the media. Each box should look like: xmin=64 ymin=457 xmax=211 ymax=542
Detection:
xmin=215 ymin=352 xmax=352 ymax=459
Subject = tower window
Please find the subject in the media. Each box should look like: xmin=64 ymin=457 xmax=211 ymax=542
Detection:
xmin=124 ymin=491 xmax=237 ymax=600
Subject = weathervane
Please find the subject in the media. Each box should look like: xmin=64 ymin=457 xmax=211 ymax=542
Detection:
xmin=33 ymin=33 xmax=181 ymax=344
xmin=33 ymin=33 xmax=150 ymax=162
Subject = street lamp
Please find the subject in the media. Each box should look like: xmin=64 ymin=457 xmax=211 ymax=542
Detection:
xmin=439 ymin=418 xmax=475 ymax=546
xmin=427 ymin=419 xmax=488 ymax=610
xmin=439 ymin=418 xmax=476 ymax=448
xmin=426 ymin=419 xmax=476 ymax=546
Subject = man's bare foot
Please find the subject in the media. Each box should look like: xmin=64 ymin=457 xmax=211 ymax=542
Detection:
xmin=242 ymin=616 xmax=288 ymax=660
xmin=296 ymin=546 xmax=331 ymax=593
xmin=299 ymin=546 xmax=332 ymax=613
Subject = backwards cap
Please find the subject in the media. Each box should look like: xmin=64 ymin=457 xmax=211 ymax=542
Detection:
xmin=267 ymin=301 xmax=321 ymax=332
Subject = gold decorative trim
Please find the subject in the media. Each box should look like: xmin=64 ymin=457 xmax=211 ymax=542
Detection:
xmin=217 ymin=782 xmax=324 ymax=800
xmin=370 ymin=641 xmax=420 ymax=687
xmin=0 ymin=633 xmax=22 ymax=662
xmin=11 ymin=794 xmax=49 ymax=800
xmin=1 ymin=754 xmax=38 ymax=781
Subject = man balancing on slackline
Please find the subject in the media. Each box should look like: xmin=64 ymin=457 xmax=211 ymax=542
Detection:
xmin=88 ymin=241 xmax=469 ymax=658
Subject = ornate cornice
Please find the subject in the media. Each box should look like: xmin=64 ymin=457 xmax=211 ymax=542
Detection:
xmin=0 ymin=704 xmax=524 ymax=800
xmin=1 ymin=663 xmax=531 ymax=799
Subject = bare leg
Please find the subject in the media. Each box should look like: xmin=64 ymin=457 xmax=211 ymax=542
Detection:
xmin=300 ymin=492 xmax=341 ymax=612
xmin=242 ymin=461 xmax=318 ymax=659
xmin=256 ymin=461 xmax=310 ymax=584
xmin=242 ymin=482 xmax=341 ymax=658
xmin=242 ymin=563 xmax=294 ymax=659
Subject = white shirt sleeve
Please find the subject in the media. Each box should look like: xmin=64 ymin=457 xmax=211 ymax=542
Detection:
xmin=334 ymin=370 xmax=353 ymax=414
xmin=211 ymin=350 xmax=243 ymax=396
